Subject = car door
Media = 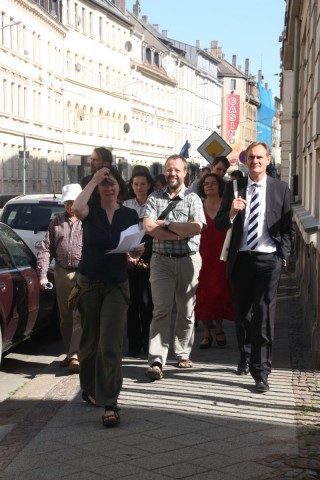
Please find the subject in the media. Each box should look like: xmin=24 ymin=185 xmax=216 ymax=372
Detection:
xmin=0 ymin=224 xmax=40 ymax=341
xmin=0 ymin=239 xmax=18 ymax=344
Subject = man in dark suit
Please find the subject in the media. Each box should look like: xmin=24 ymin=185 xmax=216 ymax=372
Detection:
xmin=215 ymin=142 xmax=293 ymax=393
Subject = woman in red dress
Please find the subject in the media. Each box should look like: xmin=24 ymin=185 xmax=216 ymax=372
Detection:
xmin=195 ymin=173 xmax=234 ymax=348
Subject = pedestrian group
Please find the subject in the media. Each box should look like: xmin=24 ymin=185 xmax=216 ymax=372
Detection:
xmin=36 ymin=142 xmax=293 ymax=428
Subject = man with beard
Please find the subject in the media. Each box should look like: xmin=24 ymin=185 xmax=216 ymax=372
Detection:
xmin=143 ymin=155 xmax=206 ymax=380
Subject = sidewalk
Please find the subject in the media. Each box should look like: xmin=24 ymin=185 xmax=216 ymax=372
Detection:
xmin=0 ymin=267 xmax=319 ymax=480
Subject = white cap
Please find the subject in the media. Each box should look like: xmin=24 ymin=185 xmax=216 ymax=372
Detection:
xmin=62 ymin=184 xmax=82 ymax=202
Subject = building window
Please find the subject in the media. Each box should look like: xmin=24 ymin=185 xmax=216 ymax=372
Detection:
xmin=98 ymin=108 xmax=103 ymax=136
xmin=74 ymin=3 xmax=79 ymax=28
xmin=82 ymin=7 xmax=86 ymax=33
xmin=99 ymin=17 xmax=103 ymax=41
xmin=230 ymin=79 xmax=236 ymax=91
xmin=89 ymin=12 xmax=93 ymax=36
xmin=89 ymin=107 xmax=94 ymax=135
xmin=66 ymin=101 xmax=72 ymax=130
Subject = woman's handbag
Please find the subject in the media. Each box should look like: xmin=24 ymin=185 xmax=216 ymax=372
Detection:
xmin=220 ymin=180 xmax=238 ymax=262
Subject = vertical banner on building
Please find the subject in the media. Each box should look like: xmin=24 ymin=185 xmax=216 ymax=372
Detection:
xmin=225 ymin=94 xmax=241 ymax=165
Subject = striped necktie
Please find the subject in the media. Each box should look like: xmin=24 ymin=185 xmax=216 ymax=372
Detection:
xmin=247 ymin=183 xmax=260 ymax=250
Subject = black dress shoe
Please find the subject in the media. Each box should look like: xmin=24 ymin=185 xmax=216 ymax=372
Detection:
xmin=237 ymin=357 xmax=250 ymax=375
xmin=255 ymin=379 xmax=269 ymax=393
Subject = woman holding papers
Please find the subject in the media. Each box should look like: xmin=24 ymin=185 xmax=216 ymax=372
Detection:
xmin=123 ymin=170 xmax=154 ymax=357
xmin=73 ymin=166 xmax=143 ymax=428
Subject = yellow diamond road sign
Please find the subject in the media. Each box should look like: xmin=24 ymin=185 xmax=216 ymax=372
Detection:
xmin=197 ymin=131 xmax=232 ymax=164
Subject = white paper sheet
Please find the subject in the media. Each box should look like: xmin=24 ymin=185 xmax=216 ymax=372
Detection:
xmin=105 ymin=225 xmax=145 ymax=254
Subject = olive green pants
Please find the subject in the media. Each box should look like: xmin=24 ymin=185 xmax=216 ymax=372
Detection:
xmin=77 ymin=273 xmax=130 ymax=408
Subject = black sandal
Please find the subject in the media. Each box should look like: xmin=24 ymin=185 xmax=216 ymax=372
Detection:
xmin=82 ymin=391 xmax=97 ymax=406
xmin=216 ymin=331 xmax=227 ymax=347
xmin=102 ymin=407 xmax=120 ymax=427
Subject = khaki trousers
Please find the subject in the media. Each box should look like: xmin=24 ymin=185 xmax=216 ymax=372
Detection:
xmin=54 ymin=263 xmax=81 ymax=360
xmin=148 ymin=252 xmax=202 ymax=367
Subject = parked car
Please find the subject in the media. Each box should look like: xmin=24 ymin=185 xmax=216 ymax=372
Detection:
xmin=0 ymin=222 xmax=60 ymax=365
xmin=0 ymin=194 xmax=64 ymax=256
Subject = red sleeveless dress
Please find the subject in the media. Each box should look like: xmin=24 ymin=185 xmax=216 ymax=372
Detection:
xmin=195 ymin=208 xmax=234 ymax=321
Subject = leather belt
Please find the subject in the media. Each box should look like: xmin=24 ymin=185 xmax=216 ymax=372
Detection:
xmin=153 ymin=251 xmax=196 ymax=258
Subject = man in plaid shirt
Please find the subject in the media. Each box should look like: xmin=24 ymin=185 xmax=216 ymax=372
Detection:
xmin=143 ymin=155 xmax=206 ymax=380
xmin=37 ymin=184 xmax=83 ymax=374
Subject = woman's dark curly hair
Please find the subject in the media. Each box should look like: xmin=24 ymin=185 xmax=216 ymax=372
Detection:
xmin=198 ymin=173 xmax=225 ymax=198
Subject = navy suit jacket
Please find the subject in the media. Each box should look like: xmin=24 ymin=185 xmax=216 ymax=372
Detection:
xmin=215 ymin=176 xmax=294 ymax=278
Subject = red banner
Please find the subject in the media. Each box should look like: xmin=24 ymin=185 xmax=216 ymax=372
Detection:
xmin=225 ymin=94 xmax=240 ymax=145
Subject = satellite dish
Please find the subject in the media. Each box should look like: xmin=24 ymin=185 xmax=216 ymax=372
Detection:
xmin=125 ymin=41 xmax=132 ymax=52
xmin=123 ymin=123 xmax=130 ymax=133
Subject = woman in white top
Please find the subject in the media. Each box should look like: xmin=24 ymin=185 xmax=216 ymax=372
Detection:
xmin=123 ymin=169 xmax=154 ymax=356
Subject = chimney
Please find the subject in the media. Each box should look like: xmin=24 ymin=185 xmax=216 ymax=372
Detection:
xmin=232 ymin=55 xmax=236 ymax=67
xmin=113 ymin=0 xmax=126 ymax=13
xmin=133 ymin=1 xmax=140 ymax=17
xmin=245 ymin=58 xmax=249 ymax=76
xmin=238 ymin=65 xmax=241 ymax=71
xmin=196 ymin=40 xmax=201 ymax=48
xmin=210 ymin=40 xmax=218 ymax=57
xmin=258 ymin=69 xmax=263 ymax=82
xmin=142 ymin=15 xmax=148 ymax=23
xmin=218 ymin=47 xmax=222 ymax=59
xmin=265 ymin=82 xmax=268 ymax=90
xmin=162 ymin=30 xmax=168 ymax=37
xmin=153 ymin=24 xmax=159 ymax=31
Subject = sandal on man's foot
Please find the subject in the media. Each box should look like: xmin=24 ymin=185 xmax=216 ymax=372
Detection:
xmin=177 ymin=358 xmax=193 ymax=368
xmin=216 ymin=331 xmax=227 ymax=347
xmin=82 ymin=391 xmax=97 ymax=406
xmin=102 ymin=407 xmax=120 ymax=428
xmin=199 ymin=337 xmax=213 ymax=349
xmin=146 ymin=362 xmax=163 ymax=380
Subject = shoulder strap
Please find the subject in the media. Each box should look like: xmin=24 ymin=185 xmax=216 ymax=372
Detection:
xmin=158 ymin=197 xmax=182 ymax=220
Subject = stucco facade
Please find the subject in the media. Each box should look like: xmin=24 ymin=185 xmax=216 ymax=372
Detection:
xmin=281 ymin=0 xmax=320 ymax=366
xmin=0 ymin=0 xmax=280 ymax=203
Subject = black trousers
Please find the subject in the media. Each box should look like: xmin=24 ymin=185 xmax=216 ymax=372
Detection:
xmin=230 ymin=251 xmax=283 ymax=381
xmin=127 ymin=268 xmax=153 ymax=352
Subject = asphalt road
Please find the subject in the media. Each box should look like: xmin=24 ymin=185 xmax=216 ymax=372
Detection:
xmin=0 ymin=335 xmax=63 ymax=402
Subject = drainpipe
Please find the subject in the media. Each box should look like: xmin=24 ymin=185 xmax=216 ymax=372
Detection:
xmin=290 ymin=15 xmax=300 ymax=194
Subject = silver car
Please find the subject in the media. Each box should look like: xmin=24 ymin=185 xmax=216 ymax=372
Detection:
xmin=0 ymin=194 xmax=64 ymax=256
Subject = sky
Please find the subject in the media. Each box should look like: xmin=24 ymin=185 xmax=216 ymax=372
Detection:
xmin=126 ymin=0 xmax=285 ymax=97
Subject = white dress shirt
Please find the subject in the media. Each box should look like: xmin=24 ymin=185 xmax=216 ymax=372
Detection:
xmin=239 ymin=175 xmax=277 ymax=253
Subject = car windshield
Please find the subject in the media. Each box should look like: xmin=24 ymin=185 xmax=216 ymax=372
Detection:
xmin=0 ymin=223 xmax=35 ymax=268
xmin=2 ymin=203 xmax=64 ymax=232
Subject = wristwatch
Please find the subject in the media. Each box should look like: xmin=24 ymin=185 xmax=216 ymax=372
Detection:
xmin=163 ymin=219 xmax=171 ymax=230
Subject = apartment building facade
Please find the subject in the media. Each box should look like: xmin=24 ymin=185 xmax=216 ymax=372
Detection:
xmin=0 ymin=0 xmax=277 ymax=204
xmin=281 ymin=0 xmax=320 ymax=366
